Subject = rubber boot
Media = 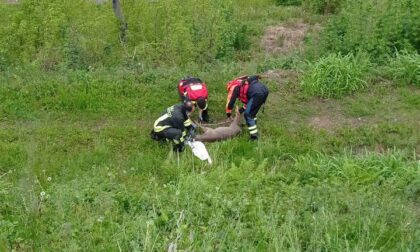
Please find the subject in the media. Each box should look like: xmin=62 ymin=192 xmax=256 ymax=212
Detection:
xmin=250 ymin=133 xmax=259 ymax=141
xmin=173 ymin=143 xmax=185 ymax=152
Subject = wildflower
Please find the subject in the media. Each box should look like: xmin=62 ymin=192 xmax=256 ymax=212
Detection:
xmin=47 ymin=177 xmax=52 ymax=182
xmin=97 ymin=216 xmax=104 ymax=223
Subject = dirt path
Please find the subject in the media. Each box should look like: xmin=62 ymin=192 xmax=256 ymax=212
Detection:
xmin=261 ymin=21 xmax=311 ymax=54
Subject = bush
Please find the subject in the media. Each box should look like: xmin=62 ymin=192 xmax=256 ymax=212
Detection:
xmin=0 ymin=0 xmax=250 ymax=69
xmin=320 ymin=0 xmax=420 ymax=63
xmin=301 ymin=52 xmax=371 ymax=98
xmin=386 ymin=51 xmax=420 ymax=86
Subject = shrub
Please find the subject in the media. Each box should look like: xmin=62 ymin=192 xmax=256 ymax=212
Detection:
xmin=320 ymin=0 xmax=420 ymax=63
xmin=386 ymin=51 xmax=420 ymax=86
xmin=301 ymin=52 xmax=371 ymax=98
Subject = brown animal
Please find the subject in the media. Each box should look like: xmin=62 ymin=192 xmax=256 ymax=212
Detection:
xmin=195 ymin=108 xmax=241 ymax=142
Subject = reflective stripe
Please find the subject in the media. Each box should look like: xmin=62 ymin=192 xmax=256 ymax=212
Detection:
xmin=184 ymin=119 xmax=192 ymax=126
xmin=250 ymin=129 xmax=258 ymax=134
xmin=180 ymin=131 xmax=187 ymax=142
xmin=173 ymin=139 xmax=180 ymax=144
xmin=248 ymin=125 xmax=257 ymax=130
xmin=154 ymin=126 xmax=170 ymax=132
xmin=154 ymin=114 xmax=170 ymax=132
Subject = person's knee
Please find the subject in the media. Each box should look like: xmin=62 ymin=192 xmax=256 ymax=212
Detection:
xmin=173 ymin=131 xmax=183 ymax=141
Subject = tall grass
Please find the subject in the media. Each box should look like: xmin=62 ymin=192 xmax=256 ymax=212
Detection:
xmin=319 ymin=0 xmax=420 ymax=63
xmin=386 ymin=51 xmax=420 ymax=86
xmin=0 ymin=0 xmax=256 ymax=69
xmin=301 ymin=52 xmax=371 ymax=98
xmin=1 ymin=145 xmax=418 ymax=250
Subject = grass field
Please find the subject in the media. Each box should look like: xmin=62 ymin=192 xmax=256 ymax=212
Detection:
xmin=0 ymin=0 xmax=419 ymax=251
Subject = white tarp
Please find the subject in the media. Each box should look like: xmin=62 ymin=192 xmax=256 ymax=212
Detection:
xmin=186 ymin=140 xmax=212 ymax=164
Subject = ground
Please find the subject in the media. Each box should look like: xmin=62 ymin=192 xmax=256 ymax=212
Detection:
xmin=0 ymin=6 xmax=419 ymax=251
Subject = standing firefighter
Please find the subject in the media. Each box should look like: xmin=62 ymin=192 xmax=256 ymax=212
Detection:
xmin=178 ymin=77 xmax=209 ymax=122
xmin=150 ymin=100 xmax=196 ymax=152
xmin=226 ymin=75 xmax=269 ymax=141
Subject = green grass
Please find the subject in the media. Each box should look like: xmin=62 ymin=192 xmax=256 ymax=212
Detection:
xmin=1 ymin=64 xmax=419 ymax=250
xmin=0 ymin=0 xmax=420 ymax=251
xmin=300 ymin=52 xmax=371 ymax=98
xmin=386 ymin=51 xmax=420 ymax=86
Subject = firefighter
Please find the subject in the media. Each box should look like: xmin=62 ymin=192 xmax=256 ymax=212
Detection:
xmin=178 ymin=77 xmax=209 ymax=122
xmin=150 ymin=100 xmax=196 ymax=152
xmin=226 ymin=75 xmax=269 ymax=141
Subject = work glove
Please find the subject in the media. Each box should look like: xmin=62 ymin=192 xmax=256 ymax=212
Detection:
xmin=226 ymin=112 xmax=232 ymax=118
xmin=239 ymin=107 xmax=245 ymax=114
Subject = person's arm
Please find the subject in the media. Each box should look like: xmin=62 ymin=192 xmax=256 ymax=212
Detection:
xmin=226 ymin=86 xmax=239 ymax=117
xmin=198 ymin=109 xmax=203 ymax=122
xmin=178 ymin=81 xmax=187 ymax=100
xmin=172 ymin=109 xmax=186 ymax=131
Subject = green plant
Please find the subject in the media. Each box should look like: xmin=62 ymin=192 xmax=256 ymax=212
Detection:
xmin=302 ymin=0 xmax=345 ymax=14
xmin=386 ymin=51 xmax=420 ymax=86
xmin=301 ymin=52 xmax=371 ymax=98
xmin=319 ymin=0 xmax=420 ymax=63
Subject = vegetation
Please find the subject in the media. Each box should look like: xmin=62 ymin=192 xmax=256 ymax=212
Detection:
xmin=319 ymin=0 xmax=420 ymax=62
xmin=0 ymin=0 xmax=419 ymax=250
xmin=301 ymin=52 xmax=371 ymax=98
xmin=386 ymin=51 xmax=420 ymax=86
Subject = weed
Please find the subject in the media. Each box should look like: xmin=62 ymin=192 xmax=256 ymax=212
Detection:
xmin=301 ymin=52 xmax=371 ymax=98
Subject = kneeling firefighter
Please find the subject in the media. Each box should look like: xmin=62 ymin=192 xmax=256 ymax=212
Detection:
xmin=226 ymin=75 xmax=269 ymax=141
xmin=151 ymin=100 xmax=196 ymax=152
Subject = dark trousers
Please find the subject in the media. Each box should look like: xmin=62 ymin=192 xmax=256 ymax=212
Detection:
xmin=154 ymin=128 xmax=183 ymax=144
xmin=244 ymin=93 xmax=268 ymax=137
xmin=151 ymin=128 xmax=186 ymax=151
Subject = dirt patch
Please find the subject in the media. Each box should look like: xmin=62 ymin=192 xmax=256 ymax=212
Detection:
xmin=261 ymin=21 xmax=310 ymax=54
xmin=309 ymin=115 xmax=336 ymax=131
xmin=306 ymin=98 xmax=365 ymax=132
xmin=309 ymin=114 xmax=364 ymax=132
xmin=264 ymin=69 xmax=299 ymax=85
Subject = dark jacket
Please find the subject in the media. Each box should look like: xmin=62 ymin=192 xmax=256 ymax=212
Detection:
xmin=154 ymin=104 xmax=193 ymax=132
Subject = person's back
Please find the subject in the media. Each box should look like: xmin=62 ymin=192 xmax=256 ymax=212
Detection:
xmin=178 ymin=77 xmax=210 ymax=122
xmin=247 ymin=76 xmax=269 ymax=98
